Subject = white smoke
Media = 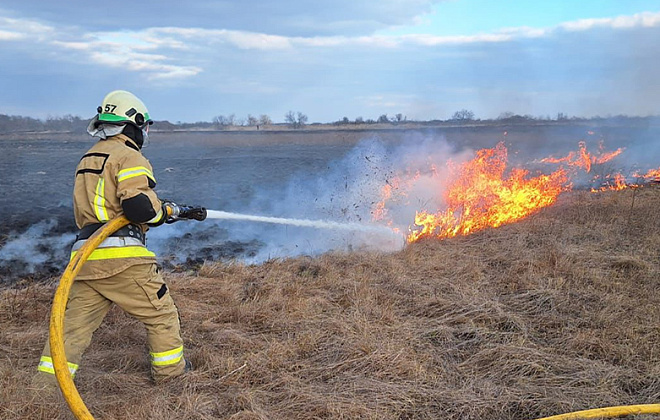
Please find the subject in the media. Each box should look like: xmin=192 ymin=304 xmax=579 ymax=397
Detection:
xmin=148 ymin=134 xmax=470 ymax=265
xmin=0 ymin=219 xmax=73 ymax=278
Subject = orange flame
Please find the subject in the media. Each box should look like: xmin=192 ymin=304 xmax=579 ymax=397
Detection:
xmin=405 ymin=143 xmax=568 ymax=242
xmin=642 ymin=167 xmax=660 ymax=181
xmin=590 ymin=173 xmax=628 ymax=192
xmin=373 ymin=140 xmax=653 ymax=243
xmin=540 ymin=141 xmax=623 ymax=173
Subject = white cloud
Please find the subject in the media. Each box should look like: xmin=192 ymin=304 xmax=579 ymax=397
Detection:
xmin=1 ymin=0 xmax=445 ymax=36
xmin=144 ymin=10 xmax=660 ymax=51
xmin=1 ymin=6 xmax=660 ymax=121
xmin=52 ymin=33 xmax=202 ymax=79
xmin=0 ymin=16 xmax=53 ymax=41
xmin=560 ymin=11 xmax=660 ymax=31
xmin=0 ymin=29 xmax=22 ymax=40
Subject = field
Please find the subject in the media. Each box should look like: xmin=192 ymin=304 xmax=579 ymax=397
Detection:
xmin=1 ymin=122 xmax=659 ymax=419
xmin=1 ymin=121 xmax=658 ymax=281
xmin=2 ymin=187 xmax=660 ymax=419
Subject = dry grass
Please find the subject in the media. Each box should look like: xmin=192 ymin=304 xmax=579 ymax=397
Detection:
xmin=2 ymin=188 xmax=660 ymax=419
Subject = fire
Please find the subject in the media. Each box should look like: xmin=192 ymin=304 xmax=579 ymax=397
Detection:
xmin=373 ymin=139 xmax=654 ymax=244
xmin=540 ymin=141 xmax=623 ymax=173
xmin=401 ymin=143 xmax=568 ymax=242
xmin=590 ymin=173 xmax=628 ymax=192
xmin=642 ymin=167 xmax=660 ymax=181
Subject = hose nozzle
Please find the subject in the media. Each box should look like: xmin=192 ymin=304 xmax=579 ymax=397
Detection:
xmin=164 ymin=202 xmax=207 ymax=222
xmin=179 ymin=205 xmax=207 ymax=221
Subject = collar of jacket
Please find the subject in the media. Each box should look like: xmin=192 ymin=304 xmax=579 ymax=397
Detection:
xmin=108 ymin=133 xmax=142 ymax=152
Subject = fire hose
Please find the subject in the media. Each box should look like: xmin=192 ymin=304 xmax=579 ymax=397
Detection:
xmin=536 ymin=404 xmax=660 ymax=420
xmin=49 ymin=215 xmax=130 ymax=420
xmin=532 ymin=404 xmax=660 ymax=420
xmin=49 ymin=204 xmax=206 ymax=419
xmin=48 ymin=212 xmax=659 ymax=420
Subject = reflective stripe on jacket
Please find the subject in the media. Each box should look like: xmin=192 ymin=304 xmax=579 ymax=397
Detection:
xmin=72 ymin=133 xmax=165 ymax=279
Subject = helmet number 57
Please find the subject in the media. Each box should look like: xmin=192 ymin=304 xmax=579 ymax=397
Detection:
xmin=104 ymin=104 xmax=117 ymax=113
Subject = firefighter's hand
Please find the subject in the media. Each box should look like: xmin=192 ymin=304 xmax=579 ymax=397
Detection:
xmin=178 ymin=205 xmax=207 ymax=221
xmin=163 ymin=202 xmax=207 ymax=223
xmin=163 ymin=201 xmax=182 ymax=223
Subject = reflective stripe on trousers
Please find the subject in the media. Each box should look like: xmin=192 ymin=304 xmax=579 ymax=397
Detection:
xmin=70 ymin=236 xmax=155 ymax=261
xmin=37 ymin=355 xmax=79 ymax=377
xmin=71 ymin=236 xmax=145 ymax=251
xmin=150 ymin=346 xmax=184 ymax=366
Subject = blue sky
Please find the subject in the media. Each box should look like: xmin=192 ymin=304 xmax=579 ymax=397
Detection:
xmin=380 ymin=0 xmax=660 ymax=36
xmin=0 ymin=1 xmax=659 ymax=123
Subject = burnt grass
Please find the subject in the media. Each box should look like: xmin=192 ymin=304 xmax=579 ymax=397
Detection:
xmin=2 ymin=188 xmax=660 ymax=419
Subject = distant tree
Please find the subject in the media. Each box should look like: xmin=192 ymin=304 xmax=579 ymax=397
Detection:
xmin=247 ymin=114 xmax=259 ymax=126
xmin=337 ymin=116 xmax=350 ymax=125
xmin=497 ymin=111 xmax=516 ymax=120
xmin=259 ymin=114 xmax=272 ymax=126
xmin=285 ymin=111 xmax=307 ymax=128
xmin=296 ymin=112 xmax=308 ymax=127
xmin=557 ymin=112 xmax=568 ymax=121
xmin=377 ymin=114 xmax=390 ymax=124
xmin=285 ymin=111 xmax=297 ymax=127
xmin=354 ymin=116 xmax=364 ymax=124
xmin=394 ymin=113 xmax=406 ymax=123
xmin=451 ymin=109 xmax=475 ymax=121
xmin=213 ymin=114 xmax=235 ymax=128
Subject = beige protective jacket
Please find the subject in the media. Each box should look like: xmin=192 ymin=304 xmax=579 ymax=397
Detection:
xmin=72 ymin=133 xmax=166 ymax=279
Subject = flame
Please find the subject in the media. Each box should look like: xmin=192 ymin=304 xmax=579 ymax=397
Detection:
xmin=591 ymin=173 xmax=628 ymax=192
xmin=540 ymin=141 xmax=623 ymax=173
xmin=404 ymin=143 xmax=568 ymax=242
xmin=373 ymin=140 xmax=654 ymax=244
xmin=642 ymin=167 xmax=660 ymax=181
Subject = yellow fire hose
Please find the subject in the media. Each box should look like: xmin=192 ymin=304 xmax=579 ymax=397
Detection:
xmin=49 ymin=215 xmax=130 ymax=420
xmin=533 ymin=404 xmax=660 ymax=420
xmin=48 ymin=216 xmax=660 ymax=420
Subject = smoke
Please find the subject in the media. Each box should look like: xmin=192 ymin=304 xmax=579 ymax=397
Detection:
xmin=5 ymin=127 xmax=656 ymax=282
xmin=149 ymin=134 xmax=470 ymax=265
xmin=0 ymin=219 xmax=73 ymax=282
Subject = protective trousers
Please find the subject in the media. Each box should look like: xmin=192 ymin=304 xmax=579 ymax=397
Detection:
xmin=36 ymin=263 xmax=185 ymax=384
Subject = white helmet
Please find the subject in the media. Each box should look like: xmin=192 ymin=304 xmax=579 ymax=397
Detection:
xmin=96 ymin=90 xmax=153 ymax=128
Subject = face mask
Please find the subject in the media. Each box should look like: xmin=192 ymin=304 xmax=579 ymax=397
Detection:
xmin=141 ymin=127 xmax=150 ymax=148
xmin=86 ymin=116 xmax=125 ymax=139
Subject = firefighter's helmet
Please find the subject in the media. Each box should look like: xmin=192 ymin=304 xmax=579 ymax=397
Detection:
xmin=96 ymin=90 xmax=153 ymax=128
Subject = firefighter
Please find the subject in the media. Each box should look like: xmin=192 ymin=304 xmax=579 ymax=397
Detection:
xmin=34 ymin=90 xmax=204 ymax=386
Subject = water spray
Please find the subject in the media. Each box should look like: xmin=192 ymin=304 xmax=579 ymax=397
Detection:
xmin=205 ymin=210 xmax=402 ymax=238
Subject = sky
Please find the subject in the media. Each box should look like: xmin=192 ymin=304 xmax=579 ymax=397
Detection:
xmin=1 ymin=0 xmax=659 ymax=123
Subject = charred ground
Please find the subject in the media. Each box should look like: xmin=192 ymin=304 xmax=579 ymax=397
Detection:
xmin=2 ymin=188 xmax=659 ymax=419
xmin=1 ymin=120 xmax=658 ymax=283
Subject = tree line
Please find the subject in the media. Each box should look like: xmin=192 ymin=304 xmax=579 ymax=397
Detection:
xmin=0 ymin=110 xmax=657 ymax=134
xmin=0 ymin=114 xmax=88 ymax=133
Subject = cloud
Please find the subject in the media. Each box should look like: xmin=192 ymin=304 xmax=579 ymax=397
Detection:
xmin=0 ymin=29 xmax=22 ymax=40
xmin=144 ymin=10 xmax=660 ymax=51
xmin=51 ymin=33 xmax=203 ymax=79
xmin=1 ymin=7 xmax=660 ymax=122
xmin=0 ymin=15 xmax=53 ymax=41
xmin=560 ymin=11 xmax=660 ymax=31
xmin=1 ymin=1 xmax=444 ymax=36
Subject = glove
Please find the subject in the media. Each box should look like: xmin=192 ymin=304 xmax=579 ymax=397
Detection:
xmin=163 ymin=202 xmax=207 ymax=223
xmin=179 ymin=205 xmax=207 ymax=221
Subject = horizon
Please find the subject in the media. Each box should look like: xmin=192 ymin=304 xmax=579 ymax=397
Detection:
xmin=3 ymin=111 xmax=659 ymax=128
